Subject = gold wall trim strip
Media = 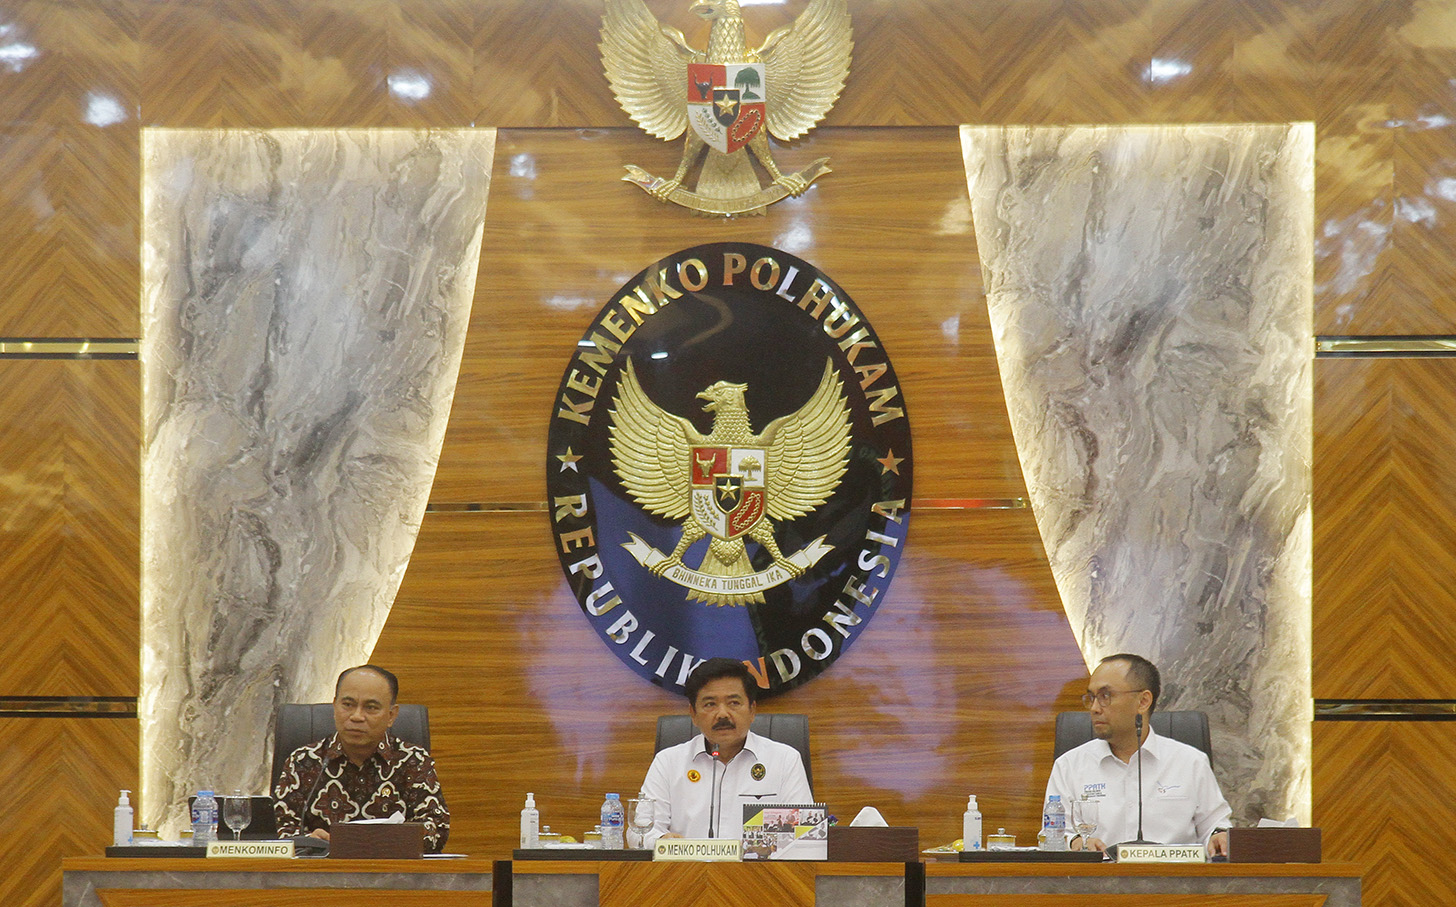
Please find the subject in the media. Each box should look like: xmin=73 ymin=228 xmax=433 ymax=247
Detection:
xmin=0 ymin=338 xmax=139 ymax=358
xmin=914 ymin=498 xmax=1028 ymax=510
xmin=425 ymin=498 xmax=1026 ymax=513
xmin=1315 ymin=700 xmax=1456 ymax=720
xmin=1317 ymin=337 xmax=1456 ymax=356
xmin=0 ymin=696 xmax=138 ymax=718
xmin=426 ymin=502 xmax=549 ymax=513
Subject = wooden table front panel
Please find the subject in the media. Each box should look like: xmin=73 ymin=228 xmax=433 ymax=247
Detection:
xmin=96 ymin=891 xmax=491 ymax=907
xmin=598 ymin=861 xmax=818 ymax=907
xmin=926 ymin=897 xmax=1325 ymax=907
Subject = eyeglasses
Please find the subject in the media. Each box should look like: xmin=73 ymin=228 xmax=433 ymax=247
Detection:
xmin=1081 ymin=688 xmax=1145 ymax=709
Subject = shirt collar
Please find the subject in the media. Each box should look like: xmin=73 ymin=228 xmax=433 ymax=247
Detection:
xmin=322 ymin=732 xmax=398 ymax=763
xmin=1095 ymin=725 xmax=1162 ymax=765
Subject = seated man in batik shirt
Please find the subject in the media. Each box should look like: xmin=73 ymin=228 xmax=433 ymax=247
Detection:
xmin=273 ymin=664 xmax=450 ymax=852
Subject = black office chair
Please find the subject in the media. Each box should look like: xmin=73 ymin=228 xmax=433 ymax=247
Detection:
xmin=1053 ymin=710 xmax=1212 ymax=764
xmin=271 ymin=702 xmax=432 ymax=787
xmin=654 ymin=713 xmax=813 ymax=790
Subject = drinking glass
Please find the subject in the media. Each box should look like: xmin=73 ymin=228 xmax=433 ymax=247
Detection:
xmin=223 ymin=790 xmax=252 ymax=841
xmin=1070 ymin=797 xmax=1099 ymax=847
xmin=627 ymin=797 xmax=659 ymax=849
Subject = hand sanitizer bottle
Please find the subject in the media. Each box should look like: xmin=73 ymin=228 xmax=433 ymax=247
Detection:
xmin=961 ymin=794 xmax=982 ymax=852
xmin=113 ymin=790 xmax=134 ymax=846
xmin=520 ymin=792 xmax=540 ymax=848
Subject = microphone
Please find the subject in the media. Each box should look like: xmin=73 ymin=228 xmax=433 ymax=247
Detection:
xmin=705 ymin=737 xmax=721 ymax=838
xmin=1128 ymin=713 xmax=1153 ymax=845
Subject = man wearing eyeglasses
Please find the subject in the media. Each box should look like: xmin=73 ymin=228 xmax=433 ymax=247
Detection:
xmin=1045 ymin=653 xmax=1231 ymax=855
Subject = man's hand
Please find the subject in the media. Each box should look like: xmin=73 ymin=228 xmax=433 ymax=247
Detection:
xmin=1084 ymin=836 xmax=1108 ymax=853
xmin=660 ymin=832 xmax=683 ymax=839
xmin=309 ymin=829 xmax=330 ymax=842
xmin=1209 ymin=831 xmax=1228 ymax=856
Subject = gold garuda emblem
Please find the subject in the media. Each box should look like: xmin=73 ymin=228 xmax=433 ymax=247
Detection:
xmin=609 ymin=357 xmax=851 ymax=606
xmin=600 ymin=0 xmax=852 ymax=216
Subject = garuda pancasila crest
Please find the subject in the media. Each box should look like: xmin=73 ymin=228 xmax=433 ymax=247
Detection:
xmin=600 ymin=0 xmax=852 ymax=216
xmin=609 ymin=359 xmax=851 ymax=606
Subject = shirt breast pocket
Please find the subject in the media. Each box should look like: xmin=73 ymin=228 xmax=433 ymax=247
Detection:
xmin=738 ymin=789 xmax=780 ymax=802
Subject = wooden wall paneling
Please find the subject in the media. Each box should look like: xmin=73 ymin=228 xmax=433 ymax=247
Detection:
xmin=0 ymin=0 xmax=139 ymax=336
xmin=138 ymin=0 xmax=389 ymax=128
xmin=1312 ymin=358 xmax=1456 ymax=699
xmin=1311 ymin=0 xmax=1399 ymax=334
xmin=0 ymin=0 xmax=1431 ymax=337
xmin=137 ymin=1 xmax=227 ymax=127
xmin=1145 ymin=0 xmax=1315 ymax=124
xmin=0 ymin=360 xmax=139 ymax=696
xmin=1314 ymin=720 xmax=1456 ymax=907
xmin=472 ymin=0 xmax=621 ymax=128
xmin=434 ymin=126 xmax=1021 ymax=503
xmin=0 ymin=717 xmax=138 ymax=907
xmin=1311 ymin=122 xmax=1393 ymax=337
xmin=381 ymin=0 xmax=476 ymax=128
xmin=977 ymin=1 xmax=1151 ymax=125
xmin=822 ymin=0 xmax=980 ymax=126
xmin=296 ymin=0 xmax=388 ymax=128
xmin=370 ymin=507 xmax=1086 ymax=858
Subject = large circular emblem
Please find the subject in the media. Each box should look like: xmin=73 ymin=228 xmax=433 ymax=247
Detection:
xmin=546 ymin=243 xmax=912 ymax=696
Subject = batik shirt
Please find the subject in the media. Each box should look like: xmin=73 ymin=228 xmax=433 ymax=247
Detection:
xmin=273 ymin=732 xmax=450 ymax=852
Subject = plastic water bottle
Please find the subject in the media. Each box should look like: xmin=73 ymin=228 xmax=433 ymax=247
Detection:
xmin=520 ymin=792 xmax=540 ymax=848
xmin=600 ymin=793 xmax=625 ymax=849
xmin=961 ymin=794 xmax=982 ymax=852
xmin=191 ymin=790 xmax=218 ymax=845
xmin=1040 ymin=794 xmax=1067 ymax=851
xmin=113 ymin=790 xmax=134 ymax=846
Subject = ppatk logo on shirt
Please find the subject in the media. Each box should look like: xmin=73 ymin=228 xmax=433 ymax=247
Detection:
xmin=547 ymin=243 xmax=913 ymax=697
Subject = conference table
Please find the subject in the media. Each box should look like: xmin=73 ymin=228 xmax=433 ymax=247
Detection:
xmin=63 ymin=855 xmax=1361 ymax=907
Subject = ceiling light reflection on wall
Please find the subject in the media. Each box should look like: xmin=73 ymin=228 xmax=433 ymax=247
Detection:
xmin=775 ymin=222 xmax=812 ymax=253
xmin=1145 ymin=58 xmax=1192 ymax=84
xmin=510 ymin=154 xmax=537 ymax=179
xmin=0 ymin=41 xmax=38 ymax=73
xmin=387 ymin=70 xmax=432 ymax=102
xmin=84 ymin=92 xmax=128 ymax=127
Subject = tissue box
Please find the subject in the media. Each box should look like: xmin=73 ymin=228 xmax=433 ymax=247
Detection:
xmin=826 ymin=826 xmax=919 ymax=862
xmin=1227 ymin=827 xmax=1321 ymax=863
xmin=328 ymin=822 xmax=425 ymax=859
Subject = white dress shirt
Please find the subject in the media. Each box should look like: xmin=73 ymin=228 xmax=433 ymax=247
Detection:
xmin=639 ymin=730 xmax=813 ymax=843
xmin=1044 ymin=726 xmax=1232 ymax=846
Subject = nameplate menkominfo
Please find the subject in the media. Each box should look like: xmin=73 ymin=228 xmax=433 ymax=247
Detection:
xmin=1114 ymin=843 xmax=1207 ymax=863
xmin=653 ymin=839 xmax=742 ymax=862
xmin=206 ymin=841 xmax=295 ymax=858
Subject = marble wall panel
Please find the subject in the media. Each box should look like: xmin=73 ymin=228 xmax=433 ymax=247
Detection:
xmin=138 ymin=127 xmax=496 ymax=832
xmin=961 ymin=124 xmax=1314 ymax=825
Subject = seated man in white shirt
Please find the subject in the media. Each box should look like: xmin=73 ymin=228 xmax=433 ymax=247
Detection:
xmin=1045 ymin=653 xmax=1232 ymax=855
xmin=639 ymin=658 xmax=813 ymax=843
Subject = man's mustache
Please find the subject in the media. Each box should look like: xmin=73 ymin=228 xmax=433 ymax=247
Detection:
xmin=712 ymin=719 xmax=735 ymax=729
